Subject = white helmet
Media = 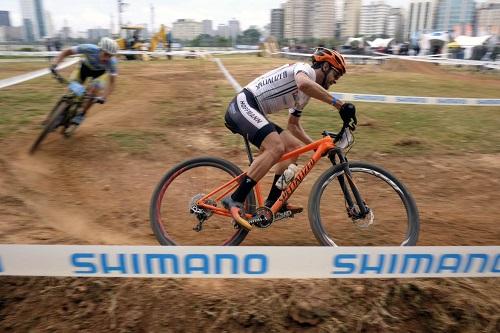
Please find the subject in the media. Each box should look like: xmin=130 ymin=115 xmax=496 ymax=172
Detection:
xmin=98 ymin=37 xmax=118 ymax=55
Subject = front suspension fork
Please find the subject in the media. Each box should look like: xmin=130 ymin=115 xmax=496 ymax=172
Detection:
xmin=328 ymin=148 xmax=370 ymax=219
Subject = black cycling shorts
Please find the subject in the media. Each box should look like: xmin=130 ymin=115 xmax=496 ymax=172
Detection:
xmin=224 ymin=89 xmax=283 ymax=148
xmin=77 ymin=62 xmax=106 ymax=83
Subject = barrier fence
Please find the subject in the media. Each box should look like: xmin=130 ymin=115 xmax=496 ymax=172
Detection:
xmin=0 ymin=58 xmax=79 ymax=89
xmin=0 ymin=245 xmax=498 ymax=279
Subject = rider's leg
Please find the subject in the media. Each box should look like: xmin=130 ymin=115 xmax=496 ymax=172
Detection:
xmin=71 ymin=80 xmax=103 ymax=125
xmin=265 ymin=130 xmax=303 ymax=207
xmin=230 ymin=131 xmax=284 ymax=204
xmin=223 ymin=90 xmax=285 ymax=229
xmin=79 ymin=85 xmax=99 ymax=116
xmin=223 ymin=131 xmax=283 ymax=230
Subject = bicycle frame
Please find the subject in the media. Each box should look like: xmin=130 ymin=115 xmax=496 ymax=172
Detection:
xmin=197 ymin=135 xmax=336 ymax=218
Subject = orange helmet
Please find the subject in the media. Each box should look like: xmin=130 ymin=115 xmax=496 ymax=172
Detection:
xmin=312 ymin=47 xmax=347 ymax=75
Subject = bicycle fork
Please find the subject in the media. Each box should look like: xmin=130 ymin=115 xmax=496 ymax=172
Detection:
xmin=328 ymin=148 xmax=371 ymax=220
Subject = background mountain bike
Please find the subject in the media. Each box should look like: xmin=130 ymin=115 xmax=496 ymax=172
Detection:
xmin=150 ymin=125 xmax=420 ymax=246
xmin=29 ymin=71 xmax=104 ymax=154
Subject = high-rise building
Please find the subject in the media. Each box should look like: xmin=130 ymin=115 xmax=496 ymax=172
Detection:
xmin=312 ymin=0 xmax=336 ymax=39
xmin=228 ymin=19 xmax=240 ymax=41
xmin=476 ymin=1 xmax=500 ymax=36
xmin=406 ymin=0 xmax=436 ymax=41
xmin=59 ymin=25 xmax=72 ymax=40
xmin=88 ymin=28 xmax=111 ymax=41
xmin=0 ymin=26 xmax=23 ymax=42
xmin=433 ymin=0 xmax=475 ymax=35
xmin=172 ymin=19 xmax=202 ymax=41
xmin=387 ymin=8 xmax=405 ymax=41
xmin=335 ymin=0 xmax=344 ymax=21
xmin=284 ymin=0 xmax=314 ymax=41
xmin=202 ymin=20 xmax=213 ymax=36
xmin=341 ymin=0 xmax=361 ymax=39
xmin=360 ymin=1 xmax=391 ymax=37
xmin=20 ymin=0 xmax=47 ymax=41
xmin=216 ymin=24 xmax=230 ymax=39
xmin=44 ymin=10 xmax=54 ymax=37
xmin=271 ymin=7 xmax=285 ymax=41
xmin=0 ymin=11 xmax=11 ymax=26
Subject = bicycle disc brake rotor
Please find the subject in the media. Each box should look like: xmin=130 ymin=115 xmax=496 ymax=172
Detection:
xmin=352 ymin=208 xmax=375 ymax=229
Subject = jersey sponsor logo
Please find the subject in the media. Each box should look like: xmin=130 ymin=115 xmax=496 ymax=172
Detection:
xmin=239 ymin=100 xmax=263 ymax=124
xmin=255 ymin=71 xmax=288 ymax=90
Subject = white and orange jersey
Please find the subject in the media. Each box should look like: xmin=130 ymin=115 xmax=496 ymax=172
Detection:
xmin=244 ymin=63 xmax=316 ymax=115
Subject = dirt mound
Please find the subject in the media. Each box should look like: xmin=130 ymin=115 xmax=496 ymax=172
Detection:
xmin=1 ymin=277 xmax=499 ymax=332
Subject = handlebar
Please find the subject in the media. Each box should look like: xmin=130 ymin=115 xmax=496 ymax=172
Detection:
xmin=322 ymin=124 xmax=355 ymax=150
xmin=51 ymin=69 xmax=104 ymax=104
xmin=322 ymin=125 xmax=349 ymax=143
xmin=51 ymin=69 xmax=68 ymax=85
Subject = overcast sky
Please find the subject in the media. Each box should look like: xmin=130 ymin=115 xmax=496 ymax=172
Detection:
xmin=0 ymin=0 xmax=487 ymax=33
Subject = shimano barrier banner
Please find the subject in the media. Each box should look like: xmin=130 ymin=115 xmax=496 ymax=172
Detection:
xmin=0 ymin=245 xmax=498 ymax=279
xmin=331 ymin=93 xmax=500 ymax=107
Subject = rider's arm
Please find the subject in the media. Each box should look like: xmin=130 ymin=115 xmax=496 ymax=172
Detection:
xmin=52 ymin=48 xmax=75 ymax=67
xmin=295 ymin=72 xmax=344 ymax=110
xmin=287 ymin=112 xmax=314 ymax=145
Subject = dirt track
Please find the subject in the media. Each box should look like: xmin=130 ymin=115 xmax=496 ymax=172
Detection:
xmin=0 ymin=58 xmax=499 ymax=332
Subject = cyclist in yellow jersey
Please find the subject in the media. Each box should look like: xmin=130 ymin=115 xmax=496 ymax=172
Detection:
xmin=49 ymin=37 xmax=119 ymax=126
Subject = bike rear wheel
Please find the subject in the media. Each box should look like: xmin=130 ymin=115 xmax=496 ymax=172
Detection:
xmin=30 ymin=101 xmax=68 ymax=154
xmin=150 ymin=157 xmax=255 ymax=246
xmin=308 ymin=162 xmax=419 ymax=246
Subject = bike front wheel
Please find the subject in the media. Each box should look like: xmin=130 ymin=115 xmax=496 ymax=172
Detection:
xmin=308 ymin=162 xmax=419 ymax=246
xmin=150 ymin=157 xmax=255 ymax=246
xmin=30 ymin=100 xmax=68 ymax=154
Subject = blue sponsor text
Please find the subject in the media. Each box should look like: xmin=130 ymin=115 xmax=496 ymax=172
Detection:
xmin=71 ymin=253 xmax=268 ymax=275
xmin=332 ymin=253 xmax=500 ymax=275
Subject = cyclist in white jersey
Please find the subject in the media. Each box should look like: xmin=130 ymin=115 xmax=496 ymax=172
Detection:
xmin=223 ymin=48 xmax=357 ymax=230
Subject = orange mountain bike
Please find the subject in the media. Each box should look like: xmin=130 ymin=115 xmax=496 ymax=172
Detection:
xmin=150 ymin=125 xmax=419 ymax=246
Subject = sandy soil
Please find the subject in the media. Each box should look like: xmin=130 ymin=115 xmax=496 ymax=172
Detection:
xmin=0 ymin=59 xmax=499 ymax=332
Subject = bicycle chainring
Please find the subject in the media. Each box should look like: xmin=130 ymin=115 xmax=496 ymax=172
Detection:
xmin=249 ymin=207 xmax=274 ymax=228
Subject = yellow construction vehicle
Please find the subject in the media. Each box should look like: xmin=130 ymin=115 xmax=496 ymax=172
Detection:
xmin=115 ymin=24 xmax=168 ymax=60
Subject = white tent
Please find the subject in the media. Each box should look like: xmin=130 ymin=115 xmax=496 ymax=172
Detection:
xmin=367 ymin=38 xmax=395 ymax=49
xmin=454 ymin=35 xmax=493 ymax=59
xmin=344 ymin=37 xmax=365 ymax=46
xmin=419 ymin=31 xmax=450 ymax=56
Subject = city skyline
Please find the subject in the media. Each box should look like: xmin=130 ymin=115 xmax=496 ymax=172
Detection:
xmin=1 ymin=0 xmax=449 ymax=33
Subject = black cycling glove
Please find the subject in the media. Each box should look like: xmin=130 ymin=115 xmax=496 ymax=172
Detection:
xmin=50 ymin=64 xmax=58 ymax=74
xmin=339 ymin=103 xmax=357 ymax=130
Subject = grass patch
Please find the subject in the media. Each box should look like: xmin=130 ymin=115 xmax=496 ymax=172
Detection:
xmin=106 ymin=131 xmax=165 ymax=153
xmin=0 ymin=61 xmax=51 ymax=80
xmin=0 ymin=82 xmax=61 ymax=138
xmin=215 ymin=57 xmax=500 ymax=156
